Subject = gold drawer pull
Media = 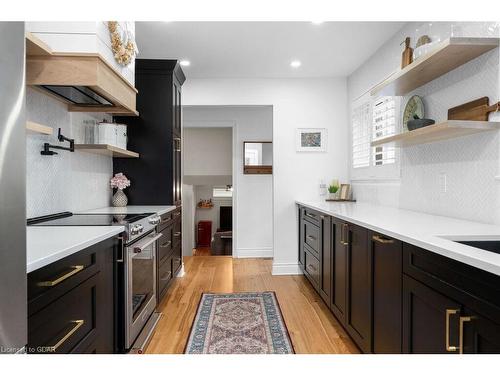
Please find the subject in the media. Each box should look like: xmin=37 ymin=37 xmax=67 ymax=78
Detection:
xmin=372 ymin=235 xmax=395 ymax=244
xmin=38 ymin=265 xmax=84 ymax=287
xmin=160 ymin=240 xmax=172 ymax=249
xmin=174 ymin=232 xmax=181 ymax=237
xmin=305 ymin=212 xmax=317 ymax=219
xmin=307 ymin=235 xmax=316 ymax=241
xmin=446 ymin=309 xmax=459 ymax=352
xmin=459 ymin=316 xmax=473 ymax=354
xmin=306 ymin=264 xmax=317 ymax=273
xmin=50 ymin=319 xmax=84 ymax=352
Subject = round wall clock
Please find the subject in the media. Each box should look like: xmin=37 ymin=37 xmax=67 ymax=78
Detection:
xmin=403 ymin=95 xmax=425 ymax=131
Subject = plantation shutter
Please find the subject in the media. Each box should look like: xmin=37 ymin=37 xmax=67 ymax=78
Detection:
xmin=372 ymin=96 xmax=396 ymax=166
xmin=352 ymin=101 xmax=371 ymax=169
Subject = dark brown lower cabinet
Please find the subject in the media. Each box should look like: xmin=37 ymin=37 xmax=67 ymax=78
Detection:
xmin=299 ymin=208 xmax=331 ymax=306
xmin=27 ymin=237 xmax=117 ymax=354
xmin=371 ymin=232 xmax=402 ymax=354
xmin=157 ymin=208 xmax=183 ymax=304
xmin=344 ymin=223 xmax=371 ymax=353
xmin=318 ymin=215 xmax=332 ymax=305
xmin=331 ymin=218 xmax=347 ymax=324
xmin=297 ymin=204 xmax=500 ymax=354
xmin=403 ymin=275 xmax=461 ymax=354
xmin=461 ymin=307 xmax=500 ymax=353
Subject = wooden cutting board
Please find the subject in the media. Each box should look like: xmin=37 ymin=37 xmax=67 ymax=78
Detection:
xmin=448 ymin=97 xmax=500 ymax=121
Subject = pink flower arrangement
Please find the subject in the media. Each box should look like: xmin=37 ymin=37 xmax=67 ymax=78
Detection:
xmin=110 ymin=173 xmax=130 ymax=190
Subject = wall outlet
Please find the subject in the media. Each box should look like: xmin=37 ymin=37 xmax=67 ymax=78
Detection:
xmin=439 ymin=173 xmax=447 ymax=193
xmin=319 ymin=179 xmax=327 ymax=196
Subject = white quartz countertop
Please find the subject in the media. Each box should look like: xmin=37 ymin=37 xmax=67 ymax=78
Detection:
xmin=296 ymin=200 xmax=500 ymax=276
xmin=80 ymin=205 xmax=177 ymax=216
xmin=27 ymin=226 xmax=124 ymax=273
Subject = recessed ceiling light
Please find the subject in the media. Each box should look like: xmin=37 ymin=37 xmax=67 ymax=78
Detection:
xmin=180 ymin=60 xmax=191 ymax=67
xmin=290 ymin=60 xmax=302 ymax=68
xmin=311 ymin=21 xmax=324 ymax=25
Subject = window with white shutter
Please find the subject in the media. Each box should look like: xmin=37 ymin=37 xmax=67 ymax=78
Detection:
xmin=372 ymin=96 xmax=397 ymax=166
xmin=352 ymin=101 xmax=371 ymax=169
xmin=350 ymin=94 xmax=401 ymax=181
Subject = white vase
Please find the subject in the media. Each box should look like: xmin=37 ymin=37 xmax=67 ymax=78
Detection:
xmin=112 ymin=188 xmax=128 ymax=207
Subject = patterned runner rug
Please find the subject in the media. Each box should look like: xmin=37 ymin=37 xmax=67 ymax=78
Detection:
xmin=185 ymin=292 xmax=294 ymax=354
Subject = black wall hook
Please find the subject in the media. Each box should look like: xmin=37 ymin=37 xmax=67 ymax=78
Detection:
xmin=41 ymin=128 xmax=75 ymax=156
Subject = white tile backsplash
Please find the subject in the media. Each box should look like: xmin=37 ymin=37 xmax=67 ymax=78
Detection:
xmin=349 ymin=22 xmax=500 ymax=225
xmin=26 ymin=88 xmax=113 ymax=218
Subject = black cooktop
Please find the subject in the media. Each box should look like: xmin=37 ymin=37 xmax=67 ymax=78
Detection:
xmin=27 ymin=212 xmax=153 ymax=226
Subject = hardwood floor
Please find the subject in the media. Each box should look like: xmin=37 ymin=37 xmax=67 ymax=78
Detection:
xmin=146 ymin=256 xmax=359 ymax=354
xmin=192 ymin=247 xmax=211 ymax=256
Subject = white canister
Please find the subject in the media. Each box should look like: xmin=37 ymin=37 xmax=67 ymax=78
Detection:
xmin=97 ymin=122 xmax=117 ymax=146
xmin=115 ymin=124 xmax=127 ymax=150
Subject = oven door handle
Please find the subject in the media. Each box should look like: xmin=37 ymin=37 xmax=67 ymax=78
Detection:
xmin=133 ymin=233 xmax=162 ymax=254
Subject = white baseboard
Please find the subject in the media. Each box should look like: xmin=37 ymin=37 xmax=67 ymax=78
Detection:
xmin=271 ymin=262 xmax=303 ymax=275
xmin=235 ymin=247 xmax=273 ymax=258
xmin=175 ymin=264 xmax=185 ymax=278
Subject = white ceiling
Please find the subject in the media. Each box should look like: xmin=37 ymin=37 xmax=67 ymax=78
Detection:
xmin=136 ymin=22 xmax=405 ymax=78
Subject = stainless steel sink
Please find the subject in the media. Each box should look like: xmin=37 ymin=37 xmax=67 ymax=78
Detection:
xmin=455 ymin=240 xmax=500 ymax=255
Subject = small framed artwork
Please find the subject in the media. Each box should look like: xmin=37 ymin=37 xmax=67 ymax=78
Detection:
xmin=339 ymin=184 xmax=351 ymax=200
xmin=296 ymin=128 xmax=327 ymax=152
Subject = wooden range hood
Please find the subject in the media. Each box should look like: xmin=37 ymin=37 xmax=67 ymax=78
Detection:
xmin=26 ymin=33 xmax=138 ymax=116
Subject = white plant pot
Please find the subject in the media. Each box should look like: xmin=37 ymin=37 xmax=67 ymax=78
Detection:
xmin=328 ymin=192 xmax=338 ymax=200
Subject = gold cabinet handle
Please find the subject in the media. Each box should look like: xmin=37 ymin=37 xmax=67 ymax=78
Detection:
xmin=49 ymin=319 xmax=84 ymax=352
xmin=372 ymin=235 xmax=395 ymax=244
xmin=459 ymin=316 xmax=473 ymax=354
xmin=305 ymin=212 xmax=316 ymax=219
xmin=446 ymin=309 xmax=459 ymax=352
xmin=306 ymin=264 xmax=317 ymax=273
xmin=160 ymin=240 xmax=172 ymax=249
xmin=342 ymin=223 xmax=350 ymax=245
xmin=174 ymin=232 xmax=181 ymax=237
xmin=38 ymin=265 xmax=84 ymax=287
xmin=307 ymin=235 xmax=316 ymax=241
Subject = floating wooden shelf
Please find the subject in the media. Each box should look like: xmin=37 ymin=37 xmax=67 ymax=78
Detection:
xmin=371 ymin=37 xmax=499 ymax=96
xmin=371 ymin=120 xmax=500 ymax=147
xmin=75 ymin=144 xmax=139 ymax=158
xmin=26 ymin=32 xmax=53 ymax=56
xmin=26 ymin=121 xmax=53 ymax=135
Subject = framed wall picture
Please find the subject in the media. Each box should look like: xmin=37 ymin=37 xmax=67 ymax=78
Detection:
xmin=339 ymin=184 xmax=351 ymax=200
xmin=296 ymin=128 xmax=327 ymax=152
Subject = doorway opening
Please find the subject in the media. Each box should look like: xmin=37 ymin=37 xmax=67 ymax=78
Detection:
xmin=181 ymin=105 xmax=273 ymax=260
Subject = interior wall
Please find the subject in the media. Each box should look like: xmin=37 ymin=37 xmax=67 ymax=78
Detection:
xmin=347 ymin=22 xmax=500 ymax=224
xmin=183 ymin=79 xmax=349 ymax=274
xmin=184 ymin=127 xmax=232 ymax=177
xmin=184 ymin=105 xmax=275 ymax=259
xmin=181 ymin=183 xmax=195 ymax=256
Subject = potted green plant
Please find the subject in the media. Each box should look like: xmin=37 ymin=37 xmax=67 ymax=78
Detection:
xmin=328 ymin=179 xmax=340 ymax=200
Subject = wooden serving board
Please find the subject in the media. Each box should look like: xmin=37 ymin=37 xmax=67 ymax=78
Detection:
xmin=448 ymin=97 xmax=500 ymax=121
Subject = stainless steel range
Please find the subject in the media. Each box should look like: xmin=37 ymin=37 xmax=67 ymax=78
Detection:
xmin=28 ymin=211 xmax=163 ymax=352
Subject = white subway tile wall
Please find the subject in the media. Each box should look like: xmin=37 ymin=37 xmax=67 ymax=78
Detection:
xmin=26 ymin=88 xmax=113 ymax=218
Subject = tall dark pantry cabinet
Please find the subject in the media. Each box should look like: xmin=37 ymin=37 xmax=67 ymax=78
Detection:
xmin=114 ymin=59 xmax=185 ymax=303
xmin=114 ymin=59 xmax=184 ymax=206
